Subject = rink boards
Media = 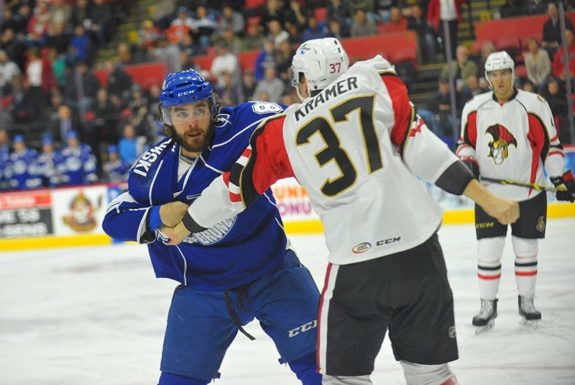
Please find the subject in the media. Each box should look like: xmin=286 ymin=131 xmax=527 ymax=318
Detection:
xmin=1 ymin=175 xmax=574 ymax=251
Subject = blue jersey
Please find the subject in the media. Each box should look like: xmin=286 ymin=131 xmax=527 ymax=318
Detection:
xmin=103 ymin=101 xmax=287 ymax=290
xmin=58 ymin=144 xmax=98 ymax=186
xmin=4 ymin=148 xmax=42 ymax=190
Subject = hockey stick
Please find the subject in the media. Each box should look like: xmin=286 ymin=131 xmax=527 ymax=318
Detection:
xmin=480 ymin=176 xmax=561 ymax=192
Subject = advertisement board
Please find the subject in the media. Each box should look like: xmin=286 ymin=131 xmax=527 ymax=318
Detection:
xmin=0 ymin=190 xmax=53 ymax=238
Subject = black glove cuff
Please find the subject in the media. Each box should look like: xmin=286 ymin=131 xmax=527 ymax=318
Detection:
xmin=182 ymin=212 xmax=208 ymax=233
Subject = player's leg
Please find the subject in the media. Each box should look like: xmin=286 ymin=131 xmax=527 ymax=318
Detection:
xmin=317 ymin=255 xmax=398 ymax=384
xmin=250 ymin=249 xmax=322 ymax=385
xmin=511 ymin=192 xmax=546 ymax=322
xmin=387 ymin=233 xmax=459 ymax=385
xmin=159 ymin=285 xmax=239 ymax=385
xmin=473 ymin=204 xmax=508 ymax=328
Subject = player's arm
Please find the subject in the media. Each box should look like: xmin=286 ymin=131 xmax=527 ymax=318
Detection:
xmin=534 ymin=99 xmax=575 ymax=201
xmin=102 ymin=192 xmax=189 ymax=243
xmin=164 ymin=116 xmax=294 ymax=244
xmin=455 ymin=103 xmax=479 ymax=178
xmin=382 ymin=74 xmax=474 ymax=196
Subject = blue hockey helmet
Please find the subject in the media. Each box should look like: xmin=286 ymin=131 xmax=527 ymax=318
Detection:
xmin=159 ymin=69 xmax=219 ymax=125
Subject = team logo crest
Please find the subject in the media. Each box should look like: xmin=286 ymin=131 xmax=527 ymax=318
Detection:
xmin=62 ymin=191 xmax=101 ymax=232
xmin=536 ymin=216 xmax=546 ymax=232
xmin=486 ymin=124 xmax=517 ymax=165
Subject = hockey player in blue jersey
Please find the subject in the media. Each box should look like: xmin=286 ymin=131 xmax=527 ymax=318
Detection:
xmin=4 ymin=134 xmax=42 ymax=190
xmin=102 ymin=69 xmax=321 ymax=385
xmin=58 ymin=130 xmax=98 ymax=186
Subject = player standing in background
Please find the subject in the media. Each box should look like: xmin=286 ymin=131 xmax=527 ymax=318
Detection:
xmin=163 ymin=38 xmax=520 ymax=385
xmin=456 ymin=51 xmax=575 ymax=331
xmin=102 ymin=69 xmax=321 ymax=385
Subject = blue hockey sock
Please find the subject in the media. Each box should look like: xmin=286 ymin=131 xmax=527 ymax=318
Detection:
xmin=288 ymin=351 xmax=322 ymax=385
xmin=158 ymin=372 xmax=210 ymax=385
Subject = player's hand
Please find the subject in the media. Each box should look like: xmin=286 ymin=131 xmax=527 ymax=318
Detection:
xmin=550 ymin=170 xmax=575 ymax=202
xmin=485 ymin=198 xmax=520 ymax=225
xmin=160 ymin=222 xmax=191 ymax=246
xmin=160 ymin=201 xmax=189 ymax=227
xmin=460 ymin=156 xmax=479 ymax=179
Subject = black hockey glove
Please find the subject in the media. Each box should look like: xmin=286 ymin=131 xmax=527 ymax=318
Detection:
xmin=550 ymin=170 xmax=575 ymax=202
xmin=460 ymin=156 xmax=480 ymax=179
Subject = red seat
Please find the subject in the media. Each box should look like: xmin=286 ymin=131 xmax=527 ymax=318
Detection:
xmin=238 ymin=50 xmax=260 ymax=72
xmin=515 ymin=64 xmax=527 ymax=79
xmin=314 ymin=7 xmax=327 ymax=23
xmin=245 ymin=0 xmax=266 ymax=8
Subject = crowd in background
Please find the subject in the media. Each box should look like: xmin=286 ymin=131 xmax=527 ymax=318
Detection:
xmin=0 ymin=0 xmax=574 ymax=192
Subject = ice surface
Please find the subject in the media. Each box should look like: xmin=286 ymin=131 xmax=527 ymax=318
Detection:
xmin=1 ymin=219 xmax=574 ymax=385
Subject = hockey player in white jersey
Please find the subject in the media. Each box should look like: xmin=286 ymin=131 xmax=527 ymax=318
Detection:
xmin=162 ymin=38 xmax=520 ymax=385
xmin=456 ymin=51 xmax=575 ymax=331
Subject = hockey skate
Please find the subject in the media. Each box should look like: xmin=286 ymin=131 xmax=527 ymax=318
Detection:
xmin=472 ymin=298 xmax=498 ymax=334
xmin=518 ymin=295 xmax=541 ymax=329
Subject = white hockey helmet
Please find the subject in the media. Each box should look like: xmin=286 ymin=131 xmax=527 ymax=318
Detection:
xmin=291 ymin=37 xmax=349 ymax=99
xmin=484 ymin=51 xmax=515 ymax=88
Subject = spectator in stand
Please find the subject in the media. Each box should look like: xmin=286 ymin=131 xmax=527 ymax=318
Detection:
xmin=118 ymin=123 xmax=145 ymax=165
xmin=499 ymin=0 xmax=529 ymax=18
xmin=374 ymin=0 xmax=396 ymax=23
xmin=300 ymin=15 xmax=331 ymax=42
xmin=430 ymin=78 xmax=465 ymax=145
xmin=36 ymin=135 xmax=63 ymax=188
xmin=68 ymin=24 xmax=92 ymax=65
xmin=166 ymin=6 xmax=195 ymax=44
xmin=58 ymin=130 xmax=98 ymax=186
xmin=136 ymin=19 xmax=161 ymax=62
xmin=127 ymin=84 xmax=150 ymax=135
xmin=542 ymin=2 xmax=574 ymax=57
xmin=116 ymin=42 xmax=133 ymax=66
xmin=286 ymin=0 xmax=308 ymax=28
xmin=328 ymin=0 xmax=351 ymax=35
xmin=88 ymin=0 xmax=114 ymax=46
xmin=350 ymin=9 xmax=377 ymax=37
xmin=542 ymin=77 xmax=570 ymax=143
xmin=50 ymin=0 xmax=72 ymax=27
xmin=151 ymin=35 xmax=181 ymax=73
xmin=254 ymin=37 xmax=277 ymax=81
xmin=190 ymin=5 xmax=217 ymax=49
xmin=260 ymin=0 xmax=286 ymax=34
xmin=4 ymin=134 xmax=41 ymax=190
xmin=267 ymin=19 xmax=290 ymax=47
xmin=89 ymin=88 xmax=120 ymax=151
xmin=71 ymin=0 xmax=92 ymax=28
xmin=210 ymin=41 xmax=239 ymax=88
xmin=0 ymin=48 xmax=20 ymax=94
xmin=44 ymin=22 xmax=71 ymax=56
xmin=150 ymin=0 xmax=177 ymax=31
xmin=25 ymin=48 xmax=56 ymax=124
xmin=105 ymin=60 xmax=133 ymax=106
xmin=523 ymin=37 xmax=551 ymax=91
xmin=64 ymin=60 xmax=101 ymax=119
xmin=216 ymin=3 xmax=245 ymax=36
xmin=408 ymin=4 xmax=437 ymax=64
xmin=218 ymin=27 xmax=242 ymax=54
xmin=103 ymin=144 xmax=129 ymax=183
xmin=0 ymin=8 xmax=19 ymax=34
xmin=440 ymin=44 xmax=478 ymax=92
xmin=214 ymin=70 xmax=242 ymax=105
xmin=349 ymin=0 xmax=375 ymax=16
xmin=327 ymin=19 xmax=346 ymax=39
xmin=252 ymin=65 xmax=285 ymax=103
xmin=1 ymin=28 xmax=27 ymax=71
xmin=240 ymin=23 xmax=265 ymax=51
xmin=552 ymin=28 xmax=575 ymax=85
xmin=427 ymin=0 xmax=466 ymax=60
xmin=380 ymin=7 xmax=408 ymax=33
xmin=27 ymin=0 xmax=51 ymax=46
xmin=241 ymin=68 xmax=257 ymax=100
xmin=49 ymin=104 xmax=78 ymax=146
xmin=275 ymin=38 xmax=295 ymax=86
xmin=461 ymin=74 xmax=482 ymax=101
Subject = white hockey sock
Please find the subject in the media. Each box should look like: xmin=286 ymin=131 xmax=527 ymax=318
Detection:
xmin=512 ymin=237 xmax=538 ymax=297
xmin=477 ymin=237 xmax=505 ymax=300
xmin=322 ymin=375 xmax=371 ymax=385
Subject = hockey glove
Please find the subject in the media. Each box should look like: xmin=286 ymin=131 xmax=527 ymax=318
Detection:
xmin=550 ymin=170 xmax=575 ymax=202
xmin=155 ymin=227 xmax=171 ymax=244
xmin=460 ymin=156 xmax=480 ymax=179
